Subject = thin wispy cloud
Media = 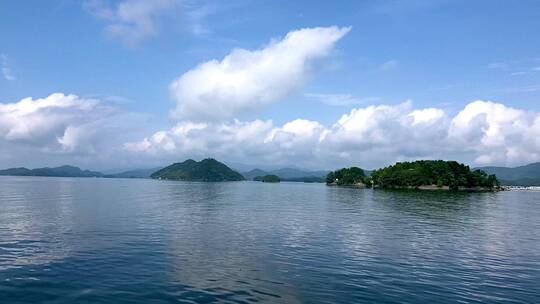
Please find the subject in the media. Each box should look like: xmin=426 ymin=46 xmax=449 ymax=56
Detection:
xmin=1 ymin=54 xmax=16 ymax=81
xmin=510 ymin=71 xmax=527 ymax=76
xmin=380 ymin=60 xmax=399 ymax=71
xmin=84 ymin=0 xmax=181 ymax=46
xmin=488 ymin=62 xmax=507 ymax=69
xmin=305 ymin=93 xmax=380 ymax=106
xmin=185 ymin=3 xmax=216 ymax=36
xmin=487 ymin=59 xmax=540 ymax=76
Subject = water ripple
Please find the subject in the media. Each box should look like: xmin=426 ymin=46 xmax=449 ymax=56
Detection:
xmin=0 ymin=177 xmax=539 ymax=303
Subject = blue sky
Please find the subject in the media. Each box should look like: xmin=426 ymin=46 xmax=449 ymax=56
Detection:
xmin=1 ymin=0 xmax=540 ymax=170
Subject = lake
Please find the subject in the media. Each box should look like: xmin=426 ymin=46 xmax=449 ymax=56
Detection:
xmin=0 ymin=176 xmax=539 ymax=303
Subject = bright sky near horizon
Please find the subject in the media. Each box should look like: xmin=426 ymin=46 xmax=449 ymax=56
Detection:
xmin=1 ymin=0 xmax=540 ymax=171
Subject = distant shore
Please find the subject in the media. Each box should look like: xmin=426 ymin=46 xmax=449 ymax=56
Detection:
xmin=501 ymin=186 xmax=540 ymax=191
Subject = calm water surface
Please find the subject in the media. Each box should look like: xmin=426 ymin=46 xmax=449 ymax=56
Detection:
xmin=0 ymin=176 xmax=539 ymax=303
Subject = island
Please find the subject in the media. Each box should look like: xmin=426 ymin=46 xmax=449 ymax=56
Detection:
xmin=254 ymin=174 xmax=281 ymax=183
xmin=326 ymin=167 xmax=369 ymax=187
xmin=150 ymin=158 xmax=245 ymax=182
xmin=371 ymin=160 xmax=499 ymax=190
xmin=327 ymin=160 xmax=500 ymax=191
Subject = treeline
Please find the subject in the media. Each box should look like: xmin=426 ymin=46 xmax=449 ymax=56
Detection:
xmin=371 ymin=160 xmax=499 ymax=190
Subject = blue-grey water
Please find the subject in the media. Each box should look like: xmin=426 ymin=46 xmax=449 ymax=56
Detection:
xmin=0 ymin=176 xmax=539 ymax=303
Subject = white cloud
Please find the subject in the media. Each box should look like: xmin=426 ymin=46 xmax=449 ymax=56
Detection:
xmin=449 ymin=101 xmax=540 ymax=164
xmin=1 ymin=94 xmax=96 ymax=142
xmin=85 ymin=0 xmax=180 ymax=45
xmin=409 ymin=108 xmax=445 ymax=125
xmin=0 ymin=93 xmax=153 ymax=157
xmin=169 ymin=26 xmax=351 ymax=121
xmin=2 ymin=94 xmax=537 ymax=169
xmin=1 ymin=54 xmax=16 ymax=81
xmin=125 ymin=100 xmax=540 ymax=169
xmin=305 ymin=93 xmax=380 ymax=106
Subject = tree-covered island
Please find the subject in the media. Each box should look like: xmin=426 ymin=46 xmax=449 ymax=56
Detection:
xmin=326 ymin=167 xmax=370 ymax=187
xmin=327 ymin=160 xmax=500 ymax=191
xmin=150 ymin=158 xmax=244 ymax=182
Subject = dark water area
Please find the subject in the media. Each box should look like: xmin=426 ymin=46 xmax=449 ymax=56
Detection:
xmin=0 ymin=176 xmax=539 ymax=303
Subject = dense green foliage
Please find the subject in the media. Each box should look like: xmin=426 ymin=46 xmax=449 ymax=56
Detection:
xmin=326 ymin=167 xmax=368 ymax=186
xmin=150 ymin=159 xmax=244 ymax=182
xmin=371 ymin=160 xmax=499 ymax=190
xmin=254 ymin=174 xmax=281 ymax=183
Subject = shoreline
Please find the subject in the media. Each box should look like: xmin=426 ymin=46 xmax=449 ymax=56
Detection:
xmin=327 ymin=183 xmax=501 ymax=192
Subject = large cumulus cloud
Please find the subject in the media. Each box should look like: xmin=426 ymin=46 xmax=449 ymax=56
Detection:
xmin=0 ymin=93 xmax=150 ymax=169
xmin=169 ymin=26 xmax=351 ymax=121
xmin=0 ymin=93 xmax=110 ymax=152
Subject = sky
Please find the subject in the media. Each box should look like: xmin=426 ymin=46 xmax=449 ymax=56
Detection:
xmin=1 ymin=0 xmax=540 ymax=171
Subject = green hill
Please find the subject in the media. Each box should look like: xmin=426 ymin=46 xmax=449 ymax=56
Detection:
xmin=151 ymin=159 xmax=244 ymax=182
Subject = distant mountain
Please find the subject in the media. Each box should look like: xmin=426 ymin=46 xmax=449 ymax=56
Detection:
xmin=151 ymin=159 xmax=245 ymax=182
xmin=243 ymin=167 xmax=329 ymax=182
xmin=0 ymin=167 xmax=32 ymax=176
xmin=105 ymin=168 xmax=161 ymax=179
xmin=477 ymin=162 xmax=540 ymax=186
xmin=498 ymin=178 xmax=540 ymax=187
xmin=243 ymin=169 xmax=272 ymax=180
xmin=0 ymin=165 xmax=103 ymax=178
xmin=271 ymin=168 xmax=329 ymax=179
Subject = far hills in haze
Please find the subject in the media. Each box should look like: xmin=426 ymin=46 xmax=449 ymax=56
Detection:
xmin=476 ymin=162 xmax=540 ymax=186
xmin=0 ymin=165 xmax=103 ymax=178
xmin=242 ymin=168 xmax=330 ymax=182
